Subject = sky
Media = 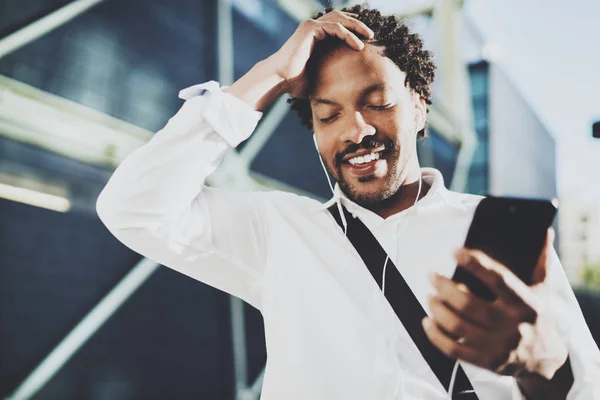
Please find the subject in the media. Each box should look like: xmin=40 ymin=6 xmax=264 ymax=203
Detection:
xmin=371 ymin=0 xmax=600 ymax=199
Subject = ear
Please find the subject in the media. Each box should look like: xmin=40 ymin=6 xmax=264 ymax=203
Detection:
xmin=413 ymin=93 xmax=427 ymax=132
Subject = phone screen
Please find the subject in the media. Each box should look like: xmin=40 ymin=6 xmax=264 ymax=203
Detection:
xmin=452 ymin=196 xmax=557 ymax=301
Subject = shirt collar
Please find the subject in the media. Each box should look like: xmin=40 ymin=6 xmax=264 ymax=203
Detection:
xmin=312 ymin=168 xmax=468 ymax=217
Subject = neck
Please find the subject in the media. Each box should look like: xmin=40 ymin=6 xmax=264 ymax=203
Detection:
xmin=370 ymin=168 xmax=430 ymax=219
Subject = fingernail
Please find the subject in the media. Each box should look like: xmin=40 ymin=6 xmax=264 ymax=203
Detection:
xmin=428 ymin=271 xmax=437 ymax=285
xmin=457 ymin=283 xmax=470 ymax=293
xmin=422 ymin=318 xmax=432 ymax=331
xmin=454 ymin=248 xmax=470 ymax=265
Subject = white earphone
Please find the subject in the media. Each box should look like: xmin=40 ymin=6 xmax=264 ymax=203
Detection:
xmin=381 ymin=176 xmax=421 ymax=294
xmin=313 ymin=133 xmax=348 ymax=235
xmin=313 ymin=131 xmax=457 ymax=398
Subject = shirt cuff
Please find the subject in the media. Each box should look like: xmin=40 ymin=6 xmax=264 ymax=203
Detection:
xmin=178 ymin=81 xmax=264 ymax=148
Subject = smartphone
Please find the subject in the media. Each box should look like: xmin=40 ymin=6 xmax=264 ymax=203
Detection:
xmin=451 ymin=196 xmax=558 ymax=301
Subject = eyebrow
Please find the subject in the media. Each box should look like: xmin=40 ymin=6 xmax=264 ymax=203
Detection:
xmin=310 ymin=83 xmax=388 ymax=106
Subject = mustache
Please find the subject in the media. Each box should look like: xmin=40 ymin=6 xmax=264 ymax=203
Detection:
xmin=335 ymin=138 xmax=394 ymax=165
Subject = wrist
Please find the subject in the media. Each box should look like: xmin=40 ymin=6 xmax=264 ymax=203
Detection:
xmin=260 ymin=54 xmax=290 ymax=88
xmin=224 ymin=58 xmax=288 ymax=112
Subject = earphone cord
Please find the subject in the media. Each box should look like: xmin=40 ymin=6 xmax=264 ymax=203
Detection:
xmin=311 ymin=136 xmax=460 ymax=396
xmin=312 ymin=138 xmax=460 ymax=397
xmin=381 ymin=176 xmax=422 ymax=295
xmin=313 ymin=134 xmax=348 ymax=235
xmin=380 ymin=177 xmax=459 ymax=398
xmin=448 ymin=358 xmax=460 ymax=398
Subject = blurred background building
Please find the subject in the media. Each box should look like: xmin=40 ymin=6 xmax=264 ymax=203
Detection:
xmin=559 ymin=198 xmax=600 ymax=284
xmin=0 ymin=0 xmax=598 ymax=399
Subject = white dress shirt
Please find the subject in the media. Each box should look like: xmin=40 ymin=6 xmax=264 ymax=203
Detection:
xmin=96 ymin=80 xmax=600 ymax=399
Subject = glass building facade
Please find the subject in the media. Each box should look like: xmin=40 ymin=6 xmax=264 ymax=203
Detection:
xmin=467 ymin=61 xmax=491 ymax=195
xmin=416 ymin=60 xmax=490 ymax=194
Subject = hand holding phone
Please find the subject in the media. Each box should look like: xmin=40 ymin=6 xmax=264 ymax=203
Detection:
xmin=426 ymin=196 xmax=569 ymax=382
xmin=452 ymin=196 xmax=558 ymax=301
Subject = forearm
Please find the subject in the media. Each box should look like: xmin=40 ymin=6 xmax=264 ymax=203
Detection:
xmin=224 ymin=56 xmax=289 ymax=112
xmin=97 ymin=82 xmax=262 ymax=231
xmin=96 ymin=81 xmax=270 ymax=307
xmin=517 ymin=356 xmax=574 ymax=400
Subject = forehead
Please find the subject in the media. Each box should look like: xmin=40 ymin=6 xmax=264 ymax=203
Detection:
xmin=310 ymin=43 xmax=409 ymax=101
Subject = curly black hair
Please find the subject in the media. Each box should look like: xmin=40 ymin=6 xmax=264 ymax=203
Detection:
xmin=287 ymin=3 xmax=436 ymax=139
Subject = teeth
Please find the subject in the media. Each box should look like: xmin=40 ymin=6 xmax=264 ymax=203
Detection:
xmin=348 ymin=152 xmax=381 ymax=165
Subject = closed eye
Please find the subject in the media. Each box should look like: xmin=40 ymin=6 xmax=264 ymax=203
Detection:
xmin=369 ymin=103 xmax=394 ymax=111
xmin=318 ymin=104 xmax=393 ymax=123
xmin=319 ymin=113 xmax=339 ymax=124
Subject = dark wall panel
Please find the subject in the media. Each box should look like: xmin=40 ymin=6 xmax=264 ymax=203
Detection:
xmin=0 ymin=197 xmax=139 ymax=397
xmin=0 ymin=196 xmax=267 ymax=399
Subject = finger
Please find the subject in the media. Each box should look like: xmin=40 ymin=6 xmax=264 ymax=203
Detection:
xmin=430 ymin=272 xmax=503 ymax=330
xmin=428 ymin=294 xmax=491 ymax=347
xmin=422 ymin=317 xmax=482 ymax=365
xmin=454 ymin=248 xmax=530 ymax=304
xmin=320 ymin=22 xmax=364 ymax=50
xmin=456 ymin=249 xmax=541 ymax=321
xmin=326 ymin=13 xmax=374 ymax=39
xmin=317 ymin=10 xmax=359 ymax=20
xmin=532 ymin=227 xmax=554 ymax=285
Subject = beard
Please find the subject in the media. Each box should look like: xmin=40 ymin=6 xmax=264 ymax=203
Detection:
xmin=331 ymin=137 xmax=404 ymax=208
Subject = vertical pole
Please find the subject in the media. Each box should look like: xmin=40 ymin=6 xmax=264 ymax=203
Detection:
xmin=216 ymin=1 xmax=249 ymax=399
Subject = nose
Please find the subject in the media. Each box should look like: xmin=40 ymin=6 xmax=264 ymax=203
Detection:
xmin=340 ymin=111 xmax=376 ymax=144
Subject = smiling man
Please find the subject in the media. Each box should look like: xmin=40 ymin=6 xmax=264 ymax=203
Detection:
xmin=294 ymin=31 xmax=431 ymax=217
xmin=96 ymin=5 xmax=600 ymax=400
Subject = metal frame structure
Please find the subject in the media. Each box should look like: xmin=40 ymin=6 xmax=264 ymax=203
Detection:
xmin=5 ymin=259 xmax=160 ymax=400
xmin=1 ymin=0 xmax=476 ymax=399
xmin=0 ymin=0 xmax=107 ymax=59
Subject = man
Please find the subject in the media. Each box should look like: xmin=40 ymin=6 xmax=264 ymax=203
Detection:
xmin=96 ymin=5 xmax=600 ymax=399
